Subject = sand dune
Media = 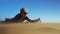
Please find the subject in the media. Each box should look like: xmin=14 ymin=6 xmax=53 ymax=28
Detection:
xmin=0 ymin=23 xmax=60 ymax=34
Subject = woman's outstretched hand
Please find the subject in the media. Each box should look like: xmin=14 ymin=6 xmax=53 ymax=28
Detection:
xmin=34 ymin=18 xmax=40 ymax=22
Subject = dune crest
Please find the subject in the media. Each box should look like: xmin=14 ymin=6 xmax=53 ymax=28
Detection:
xmin=0 ymin=23 xmax=60 ymax=34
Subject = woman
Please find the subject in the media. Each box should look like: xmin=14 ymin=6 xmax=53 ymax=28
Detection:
xmin=5 ymin=8 xmax=40 ymax=23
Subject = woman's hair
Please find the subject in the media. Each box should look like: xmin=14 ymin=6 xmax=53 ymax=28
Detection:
xmin=20 ymin=8 xmax=28 ymax=13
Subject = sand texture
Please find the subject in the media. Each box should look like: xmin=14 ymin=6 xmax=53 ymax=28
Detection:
xmin=0 ymin=23 xmax=60 ymax=34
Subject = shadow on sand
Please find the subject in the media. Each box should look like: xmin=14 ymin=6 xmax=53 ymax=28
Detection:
xmin=0 ymin=26 xmax=8 ymax=34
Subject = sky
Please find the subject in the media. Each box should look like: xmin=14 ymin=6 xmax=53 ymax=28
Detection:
xmin=0 ymin=0 xmax=60 ymax=23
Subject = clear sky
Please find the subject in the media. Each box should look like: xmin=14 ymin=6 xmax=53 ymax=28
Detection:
xmin=0 ymin=0 xmax=60 ymax=23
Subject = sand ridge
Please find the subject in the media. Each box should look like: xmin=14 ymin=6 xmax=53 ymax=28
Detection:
xmin=0 ymin=23 xmax=60 ymax=34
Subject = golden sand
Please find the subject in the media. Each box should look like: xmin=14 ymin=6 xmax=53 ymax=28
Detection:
xmin=0 ymin=23 xmax=60 ymax=34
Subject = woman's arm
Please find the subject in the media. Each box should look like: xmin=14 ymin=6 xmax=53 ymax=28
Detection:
xmin=25 ymin=16 xmax=40 ymax=23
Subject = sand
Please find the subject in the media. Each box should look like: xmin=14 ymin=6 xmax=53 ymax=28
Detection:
xmin=0 ymin=23 xmax=60 ymax=34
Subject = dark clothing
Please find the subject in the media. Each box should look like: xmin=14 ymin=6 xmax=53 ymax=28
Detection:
xmin=10 ymin=13 xmax=36 ymax=23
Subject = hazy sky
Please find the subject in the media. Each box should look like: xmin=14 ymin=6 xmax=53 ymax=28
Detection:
xmin=0 ymin=0 xmax=60 ymax=22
